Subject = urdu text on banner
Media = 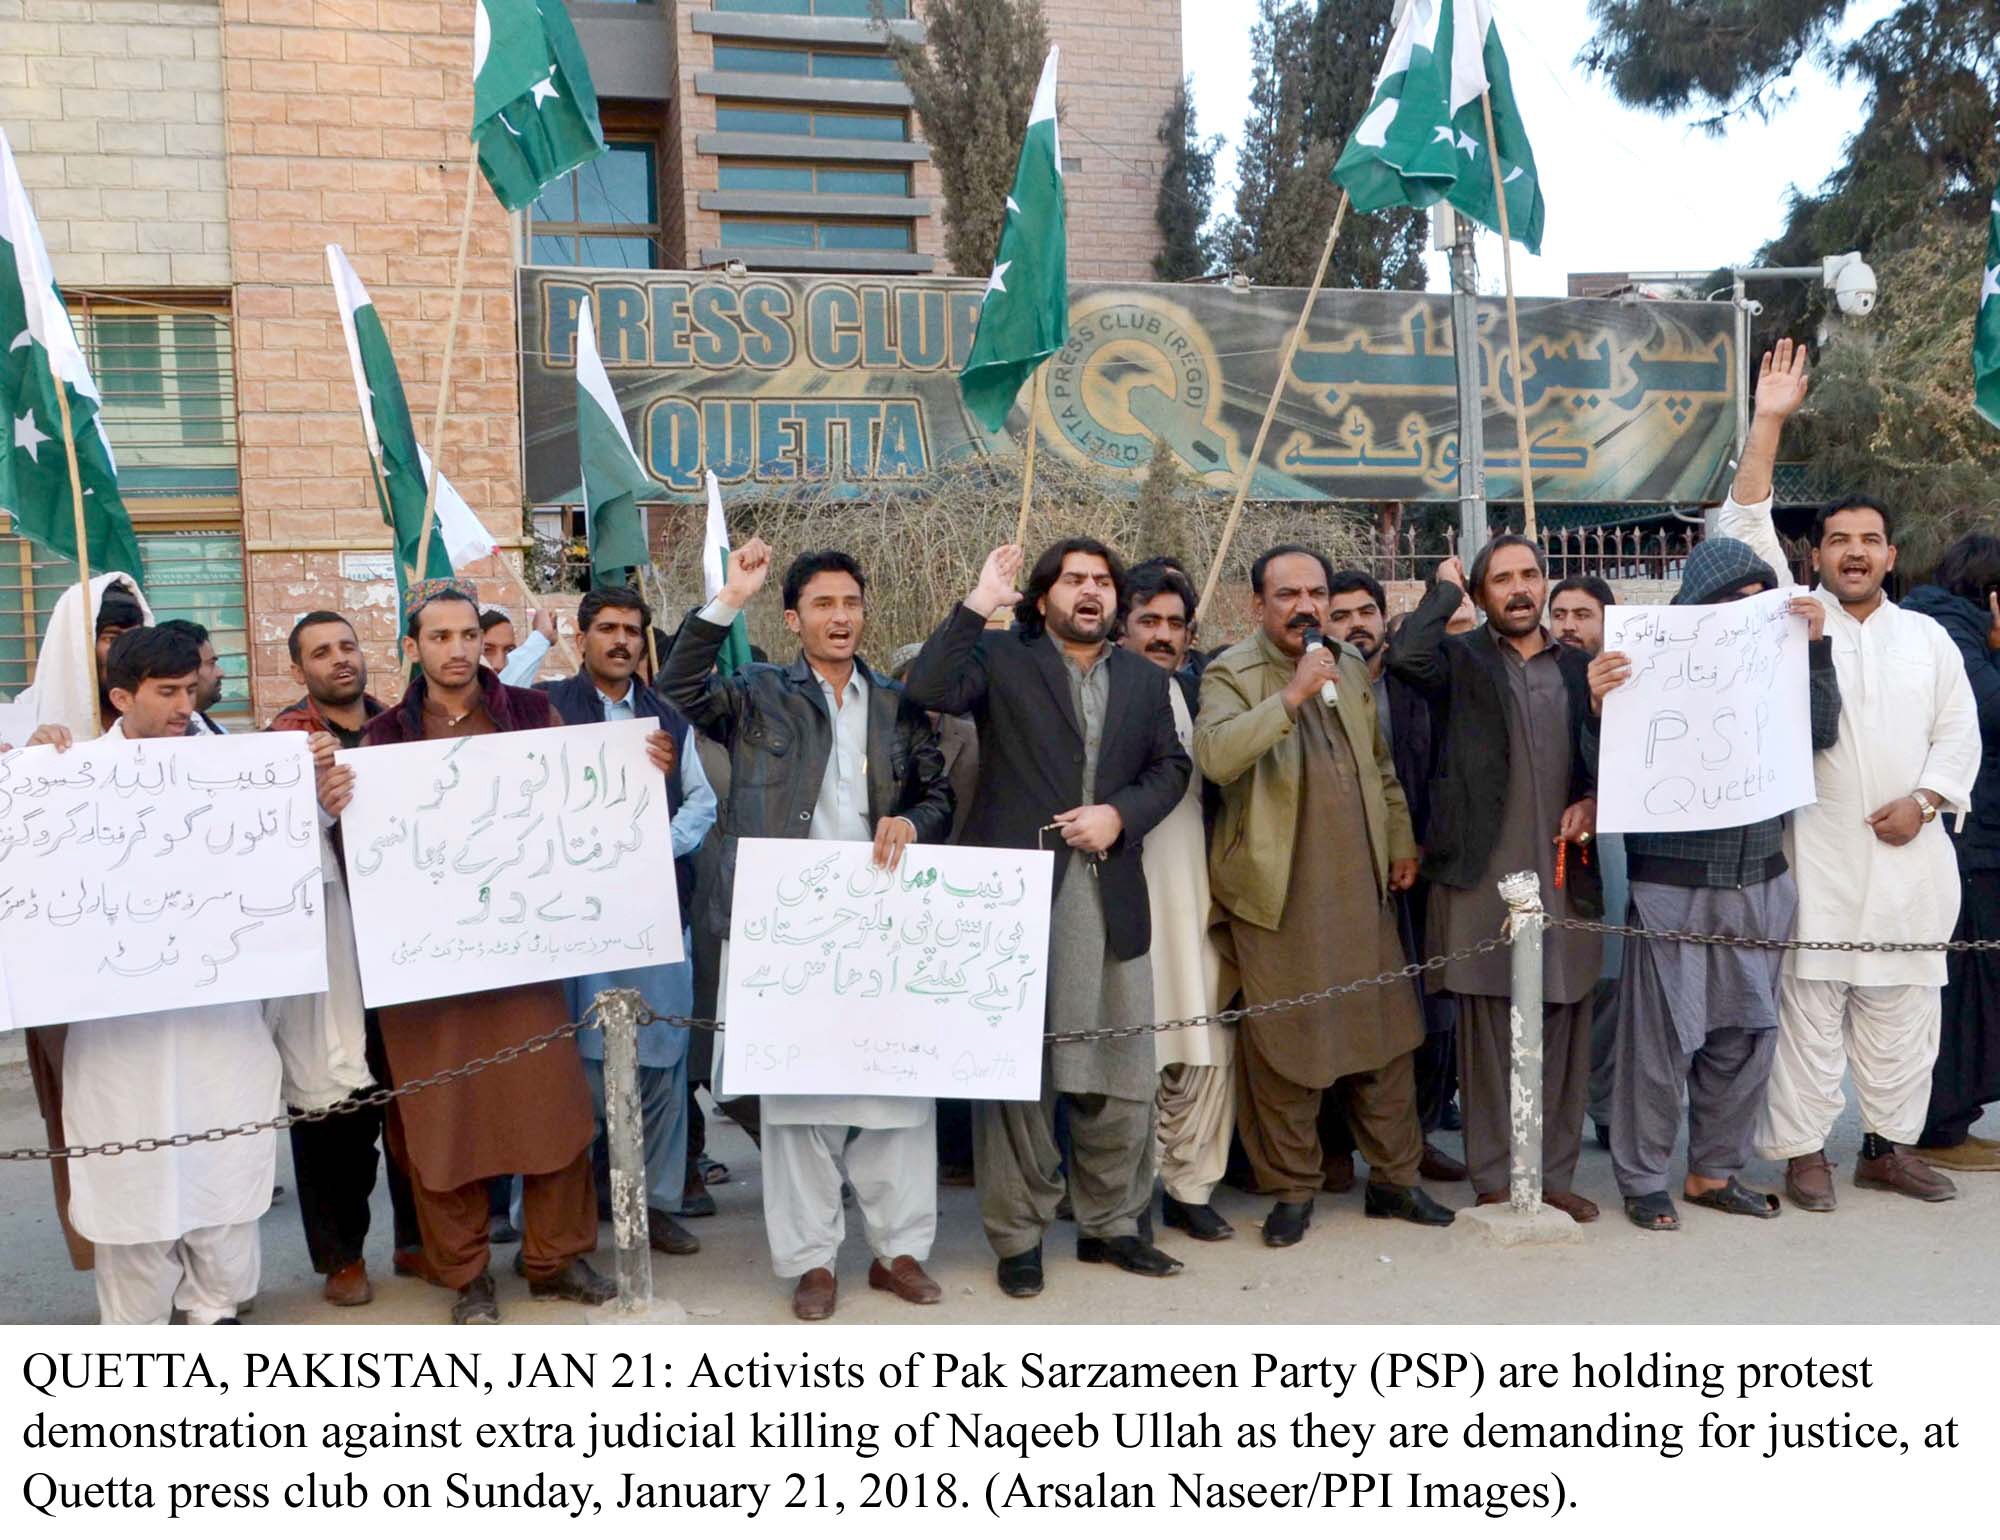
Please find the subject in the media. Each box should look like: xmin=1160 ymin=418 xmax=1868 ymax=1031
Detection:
xmin=337 ymin=718 xmax=682 ymax=1009
xmin=0 ymin=733 xmax=326 ymax=1028
xmin=1596 ymin=589 xmax=1816 ymax=834
xmin=722 ymin=838 xmax=1053 ymax=1101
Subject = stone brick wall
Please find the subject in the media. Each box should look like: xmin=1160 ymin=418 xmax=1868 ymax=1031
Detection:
xmin=219 ymin=0 xmax=543 ymax=717
xmin=0 ymin=0 xmax=230 ymax=288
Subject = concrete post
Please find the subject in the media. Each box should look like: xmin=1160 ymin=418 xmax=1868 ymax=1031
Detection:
xmin=1449 ymin=218 xmax=1488 ymax=562
xmin=1498 ymin=869 xmax=1545 ymax=1214
xmin=594 ymin=986 xmax=654 ymax=1314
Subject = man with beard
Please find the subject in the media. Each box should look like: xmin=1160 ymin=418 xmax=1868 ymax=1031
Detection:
xmin=542 ymin=585 xmax=716 ymax=1260
xmin=667 ymin=544 xmax=954 ymax=1319
xmin=268 ymin=612 xmax=413 ymax=1305
xmin=1322 ymin=570 xmax=1466 ymax=1188
xmin=1388 ymin=539 xmax=1603 ymax=1221
xmin=157 ymin=618 xmax=228 ymax=733
xmin=1117 ymin=561 xmax=1232 ymax=1240
xmin=1199 ymin=546 xmax=1449 ymax=1247
xmin=319 ymin=581 xmax=625 ymax=1322
xmin=906 ymin=539 xmax=1190 ymax=1296
xmin=1547 ymin=576 xmax=1628 ymax=1152
xmin=1718 ymin=341 xmax=1980 ymax=1209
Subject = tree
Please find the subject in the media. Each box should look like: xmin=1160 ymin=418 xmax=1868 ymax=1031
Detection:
xmin=887 ymin=0 xmax=1051 ymax=278
xmin=1217 ymin=0 xmax=1429 ymax=289
xmin=1153 ymin=78 xmax=1221 ymax=281
xmin=1580 ymin=0 xmax=2000 ymax=562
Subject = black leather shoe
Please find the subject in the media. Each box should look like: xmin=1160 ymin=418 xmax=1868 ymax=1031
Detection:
xmin=996 ymin=1246 xmax=1043 ymax=1298
xmin=1161 ymin=1193 xmax=1234 ymax=1241
xmin=1364 ymin=1182 xmax=1456 ymax=1226
xmin=1076 ymin=1235 xmax=1184 ymax=1276
xmin=527 ymin=1257 xmax=618 ymax=1305
xmin=1263 ymin=1199 xmax=1313 ymax=1247
xmin=451 ymin=1273 xmax=499 ymax=1325
xmin=647 ymin=1208 xmax=701 ymax=1255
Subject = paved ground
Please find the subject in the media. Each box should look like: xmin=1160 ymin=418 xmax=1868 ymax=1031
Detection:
xmin=3 ymin=1068 xmax=1995 ymax=1327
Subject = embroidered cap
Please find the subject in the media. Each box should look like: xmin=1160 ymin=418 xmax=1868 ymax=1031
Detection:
xmin=404 ymin=576 xmax=479 ymax=623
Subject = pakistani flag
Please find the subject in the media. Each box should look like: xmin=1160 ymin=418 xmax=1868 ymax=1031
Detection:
xmin=472 ymin=0 xmax=606 ymax=212
xmin=1332 ymin=0 xmax=1545 ymax=255
xmin=575 ymin=293 xmax=662 ymax=586
xmin=0 ymin=128 xmax=142 ymax=578
xmin=327 ymin=245 xmax=495 ymax=607
xmin=1977 ymin=182 xmax=2000 ymax=430
xmin=959 ymin=47 xmax=1067 ymax=433
xmin=703 ymin=471 xmax=751 ymax=677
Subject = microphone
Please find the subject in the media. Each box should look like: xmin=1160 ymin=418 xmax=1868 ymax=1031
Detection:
xmin=1301 ymin=627 xmax=1339 ymax=707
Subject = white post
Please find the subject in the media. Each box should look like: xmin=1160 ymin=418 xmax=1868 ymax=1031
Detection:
xmin=594 ymin=986 xmax=653 ymax=1313
xmin=1498 ymin=869 xmax=1545 ymax=1214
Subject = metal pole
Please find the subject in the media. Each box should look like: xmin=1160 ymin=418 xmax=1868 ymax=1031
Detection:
xmin=1498 ymin=870 xmax=1544 ymax=1214
xmin=594 ymin=986 xmax=653 ymax=1312
xmin=1449 ymin=216 xmax=1487 ymax=562
xmin=1724 ymin=274 xmax=1751 ymax=538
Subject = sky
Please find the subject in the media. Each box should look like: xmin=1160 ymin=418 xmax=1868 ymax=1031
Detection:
xmin=1181 ymin=0 xmax=1899 ymax=297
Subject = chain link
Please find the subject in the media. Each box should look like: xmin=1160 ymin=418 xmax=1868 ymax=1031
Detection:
xmin=20 ymin=911 xmax=1981 ymax=1166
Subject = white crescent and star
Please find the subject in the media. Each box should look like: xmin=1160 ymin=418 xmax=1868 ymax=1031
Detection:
xmin=1983 ymin=263 xmax=2000 ymax=308
xmin=530 ymin=68 xmax=560 ymax=107
xmin=13 ymin=410 xmax=50 ymax=463
xmin=984 ymin=260 xmax=1011 ymax=298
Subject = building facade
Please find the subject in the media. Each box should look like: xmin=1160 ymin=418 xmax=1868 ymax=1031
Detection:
xmin=0 ymin=0 xmax=1183 ymax=722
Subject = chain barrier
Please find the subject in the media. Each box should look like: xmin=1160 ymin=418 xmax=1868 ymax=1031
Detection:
xmin=11 ymin=915 xmax=1994 ymax=1165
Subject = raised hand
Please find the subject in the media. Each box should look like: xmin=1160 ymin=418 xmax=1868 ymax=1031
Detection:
xmin=721 ymin=536 xmax=773 ymax=608
xmin=1436 ymin=555 xmax=1468 ymax=594
xmin=1754 ymin=338 xmax=1810 ymax=422
xmin=967 ymin=544 xmax=1025 ymax=617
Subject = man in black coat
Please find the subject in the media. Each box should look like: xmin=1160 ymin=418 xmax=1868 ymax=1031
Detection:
xmin=905 ymin=538 xmax=1191 ymax=1298
xmin=1387 ymin=539 xmax=1604 ymax=1221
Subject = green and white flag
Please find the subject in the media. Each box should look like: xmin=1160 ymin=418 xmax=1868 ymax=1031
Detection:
xmin=0 ymin=128 xmax=142 ymax=578
xmin=959 ymin=47 xmax=1068 ymax=433
xmin=575 ymin=293 xmax=662 ymax=586
xmin=1333 ymin=0 xmax=1545 ymax=255
xmin=327 ymin=245 xmax=495 ymax=608
xmin=702 ymin=471 xmax=751 ymax=678
xmin=1977 ymin=181 xmax=2000 ymax=430
xmin=472 ymin=0 xmax=606 ymax=212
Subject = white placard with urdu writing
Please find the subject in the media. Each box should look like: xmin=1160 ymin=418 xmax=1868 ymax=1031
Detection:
xmin=337 ymin=718 xmax=682 ymax=1008
xmin=1597 ymin=588 xmax=1816 ymax=834
xmin=0 ymin=733 xmax=326 ymax=1030
xmin=722 ymin=838 xmax=1054 ymax=1101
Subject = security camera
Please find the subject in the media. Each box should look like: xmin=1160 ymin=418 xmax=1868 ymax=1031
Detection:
xmin=1824 ymin=252 xmax=1876 ymax=317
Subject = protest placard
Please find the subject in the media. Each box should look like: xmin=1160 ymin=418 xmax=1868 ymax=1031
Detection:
xmin=0 ymin=733 xmax=325 ymax=1029
xmin=337 ymin=718 xmax=682 ymax=1009
xmin=721 ymin=838 xmax=1054 ymax=1100
xmin=1597 ymin=588 xmax=1816 ymax=834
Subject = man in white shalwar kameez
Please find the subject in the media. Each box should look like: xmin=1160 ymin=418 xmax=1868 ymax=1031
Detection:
xmin=61 ymin=625 xmax=281 ymax=1323
xmin=1119 ymin=562 xmax=1233 ymax=1241
xmin=1716 ymin=342 xmax=1981 ymax=1209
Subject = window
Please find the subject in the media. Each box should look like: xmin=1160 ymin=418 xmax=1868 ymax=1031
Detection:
xmin=715 ymin=0 xmax=911 ymax=17
xmin=720 ymin=216 xmax=914 ymax=252
xmin=528 ymin=138 xmax=661 ymax=269
xmin=711 ymin=44 xmax=902 ymax=82
xmin=715 ymin=102 xmax=908 ymax=141
xmin=718 ymin=162 xmax=909 ymax=195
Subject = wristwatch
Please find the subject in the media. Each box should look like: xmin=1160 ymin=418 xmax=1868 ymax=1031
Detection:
xmin=1913 ymin=791 xmax=1940 ymax=824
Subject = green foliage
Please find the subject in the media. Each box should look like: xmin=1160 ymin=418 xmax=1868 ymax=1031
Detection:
xmin=887 ymin=0 xmax=1051 ymax=278
xmin=1153 ymin=78 xmax=1222 ymax=281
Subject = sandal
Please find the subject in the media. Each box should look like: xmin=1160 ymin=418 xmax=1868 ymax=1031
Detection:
xmin=1623 ymin=1191 xmax=1681 ymax=1231
xmin=698 ymin=1157 xmax=731 ymax=1186
xmin=1684 ymin=1176 xmax=1780 ymax=1218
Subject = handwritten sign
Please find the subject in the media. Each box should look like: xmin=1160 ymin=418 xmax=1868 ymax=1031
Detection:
xmin=0 ymin=733 xmax=325 ymax=1029
xmin=721 ymin=838 xmax=1053 ymax=1101
xmin=1597 ymin=588 xmax=1815 ymax=834
xmin=337 ymin=719 xmax=682 ymax=1008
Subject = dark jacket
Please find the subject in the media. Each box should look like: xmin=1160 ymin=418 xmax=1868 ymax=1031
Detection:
xmin=360 ymin=666 xmax=560 ymax=746
xmin=1386 ymin=578 xmax=1596 ymax=893
xmin=1904 ymin=584 xmax=2000 ymax=871
xmin=1381 ymin=670 xmax=1436 ymax=845
xmin=538 ymin=670 xmax=697 ymax=913
xmin=267 ymin=692 xmax=386 ymax=748
xmin=660 ymin=611 xmax=954 ymax=936
xmin=1582 ymin=536 xmax=1842 ymax=889
xmin=903 ymin=604 xmax=1191 ymax=961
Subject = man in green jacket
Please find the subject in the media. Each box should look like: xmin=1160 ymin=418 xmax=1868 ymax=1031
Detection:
xmin=1196 ymin=545 xmax=1456 ymax=1247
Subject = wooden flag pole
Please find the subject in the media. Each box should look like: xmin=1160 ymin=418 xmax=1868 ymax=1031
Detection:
xmin=1195 ymin=190 xmax=1350 ymax=625
xmin=1011 ymin=364 xmax=1043 ymax=551
xmin=412 ymin=147 xmax=483 ymax=584
xmin=49 ymin=373 xmax=99 ymax=726
xmin=1479 ymin=90 xmax=1538 ymax=541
